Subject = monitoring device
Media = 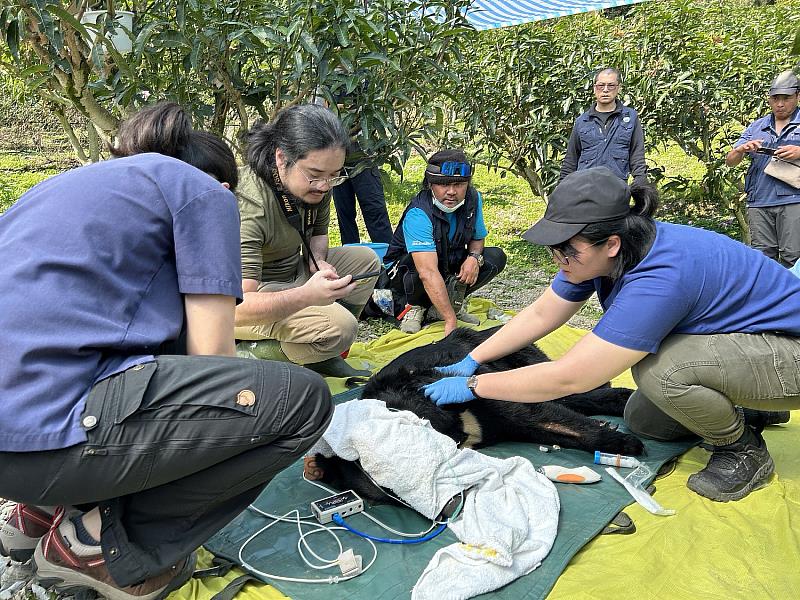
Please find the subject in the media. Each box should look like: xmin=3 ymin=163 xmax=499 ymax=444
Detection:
xmin=311 ymin=490 xmax=364 ymax=524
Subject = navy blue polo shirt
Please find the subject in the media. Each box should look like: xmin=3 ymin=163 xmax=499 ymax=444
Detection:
xmin=736 ymin=108 xmax=800 ymax=207
xmin=0 ymin=154 xmax=242 ymax=451
xmin=552 ymin=221 xmax=800 ymax=353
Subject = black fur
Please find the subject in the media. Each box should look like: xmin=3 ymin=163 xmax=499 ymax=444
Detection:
xmin=312 ymin=326 xmax=644 ymax=504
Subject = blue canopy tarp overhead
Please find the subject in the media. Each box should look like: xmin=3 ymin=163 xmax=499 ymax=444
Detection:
xmin=464 ymin=0 xmax=649 ymax=30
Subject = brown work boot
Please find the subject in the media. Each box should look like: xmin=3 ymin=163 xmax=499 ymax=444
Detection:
xmin=33 ymin=516 xmax=195 ymax=600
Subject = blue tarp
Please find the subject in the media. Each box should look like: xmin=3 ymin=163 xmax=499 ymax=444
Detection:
xmin=464 ymin=0 xmax=650 ymax=30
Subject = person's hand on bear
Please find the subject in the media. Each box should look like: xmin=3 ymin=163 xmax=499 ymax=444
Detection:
xmin=434 ymin=353 xmax=480 ymax=377
xmin=422 ymin=377 xmax=474 ymax=406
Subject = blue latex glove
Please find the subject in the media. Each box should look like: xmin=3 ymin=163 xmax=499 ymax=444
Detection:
xmin=422 ymin=376 xmax=475 ymax=406
xmin=435 ymin=353 xmax=481 ymax=377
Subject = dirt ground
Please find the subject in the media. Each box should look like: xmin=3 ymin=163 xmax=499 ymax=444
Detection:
xmin=355 ymin=265 xmax=603 ymax=344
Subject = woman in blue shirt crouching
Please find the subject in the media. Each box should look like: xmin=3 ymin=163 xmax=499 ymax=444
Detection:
xmin=424 ymin=166 xmax=800 ymax=503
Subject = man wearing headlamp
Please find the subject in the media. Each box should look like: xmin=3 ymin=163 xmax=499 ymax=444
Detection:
xmin=365 ymin=149 xmax=506 ymax=334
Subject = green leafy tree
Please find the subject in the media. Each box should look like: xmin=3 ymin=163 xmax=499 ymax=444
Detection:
xmin=0 ymin=0 xmax=472 ymax=167
xmin=450 ymin=15 xmax=626 ymax=198
xmin=451 ymin=0 xmax=799 ymax=240
xmin=628 ymin=0 xmax=800 ymax=241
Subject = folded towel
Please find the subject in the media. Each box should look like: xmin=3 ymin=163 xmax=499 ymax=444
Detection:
xmin=310 ymin=399 xmax=560 ymax=599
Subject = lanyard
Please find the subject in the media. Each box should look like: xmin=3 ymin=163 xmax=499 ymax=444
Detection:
xmin=268 ymin=165 xmax=321 ymax=272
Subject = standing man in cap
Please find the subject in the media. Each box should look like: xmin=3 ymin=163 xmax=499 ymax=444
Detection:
xmin=364 ymin=149 xmax=507 ymax=335
xmin=423 ymin=166 xmax=800 ymax=503
xmin=726 ymin=70 xmax=800 ymax=266
xmin=560 ymin=68 xmax=648 ymax=186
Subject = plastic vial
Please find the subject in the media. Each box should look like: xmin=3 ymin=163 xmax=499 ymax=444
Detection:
xmin=594 ymin=451 xmax=640 ymax=468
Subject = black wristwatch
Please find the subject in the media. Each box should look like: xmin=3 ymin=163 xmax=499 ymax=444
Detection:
xmin=468 ymin=252 xmax=484 ymax=267
xmin=466 ymin=375 xmax=480 ymax=398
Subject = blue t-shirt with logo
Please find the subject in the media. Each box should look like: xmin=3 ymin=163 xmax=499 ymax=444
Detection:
xmin=552 ymin=221 xmax=800 ymax=353
xmin=403 ymin=193 xmax=488 ymax=253
xmin=0 ymin=153 xmax=243 ymax=452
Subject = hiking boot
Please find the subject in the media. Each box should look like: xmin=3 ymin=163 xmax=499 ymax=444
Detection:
xmin=741 ymin=407 xmax=791 ymax=432
xmin=686 ymin=426 xmax=775 ymax=502
xmin=33 ymin=516 xmax=196 ymax=600
xmin=0 ymin=504 xmax=55 ymax=562
xmin=445 ymin=277 xmax=468 ymax=313
xmin=426 ymin=305 xmax=480 ymax=326
xmin=399 ymin=305 xmax=426 ymax=334
xmin=305 ymin=356 xmax=371 ymax=378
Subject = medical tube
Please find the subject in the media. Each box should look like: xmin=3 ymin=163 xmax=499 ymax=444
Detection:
xmin=594 ymin=451 xmax=640 ymax=468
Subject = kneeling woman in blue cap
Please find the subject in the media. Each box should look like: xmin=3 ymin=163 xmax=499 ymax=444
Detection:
xmin=424 ymin=166 xmax=800 ymax=502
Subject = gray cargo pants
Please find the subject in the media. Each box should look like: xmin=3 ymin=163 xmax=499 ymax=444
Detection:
xmin=0 ymin=355 xmax=332 ymax=587
xmin=624 ymin=333 xmax=800 ymax=446
xmin=748 ymin=203 xmax=800 ymax=267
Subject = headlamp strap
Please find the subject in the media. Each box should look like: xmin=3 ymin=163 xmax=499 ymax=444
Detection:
xmin=427 ymin=160 xmax=472 ymax=178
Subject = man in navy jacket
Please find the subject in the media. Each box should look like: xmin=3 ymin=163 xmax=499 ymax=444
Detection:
xmin=560 ymin=68 xmax=647 ymax=186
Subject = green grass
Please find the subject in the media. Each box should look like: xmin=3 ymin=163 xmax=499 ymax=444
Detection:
xmin=2 ymin=147 xmax=706 ymax=273
xmin=649 ymin=143 xmax=705 ymax=181
xmin=331 ymin=155 xmax=554 ymax=272
xmin=0 ymin=151 xmax=75 ymax=213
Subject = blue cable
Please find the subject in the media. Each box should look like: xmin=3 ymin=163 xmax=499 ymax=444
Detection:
xmin=332 ymin=513 xmax=448 ymax=544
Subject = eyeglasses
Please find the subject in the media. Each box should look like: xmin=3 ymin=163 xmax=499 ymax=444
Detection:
xmin=594 ymin=83 xmax=619 ymax=90
xmin=548 ymin=238 xmax=608 ymax=265
xmin=294 ymin=165 xmax=348 ymax=188
xmin=426 ymin=161 xmax=472 ymax=177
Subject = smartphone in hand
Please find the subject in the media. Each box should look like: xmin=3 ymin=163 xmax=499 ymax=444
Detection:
xmin=756 ymin=146 xmax=776 ymax=155
xmin=349 ymin=270 xmax=381 ymax=282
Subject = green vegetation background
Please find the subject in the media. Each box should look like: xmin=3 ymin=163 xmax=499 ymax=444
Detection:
xmin=0 ymin=146 xmax=705 ymax=274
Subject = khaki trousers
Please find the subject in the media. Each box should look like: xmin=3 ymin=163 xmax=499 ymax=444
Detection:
xmin=624 ymin=333 xmax=800 ymax=446
xmin=235 ymin=246 xmax=379 ymax=364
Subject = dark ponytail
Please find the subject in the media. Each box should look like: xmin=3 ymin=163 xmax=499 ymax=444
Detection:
xmin=112 ymin=102 xmax=238 ymax=191
xmin=246 ymin=104 xmax=349 ymax=183
xmin=577 ymin=183 xmax=659 ymax=280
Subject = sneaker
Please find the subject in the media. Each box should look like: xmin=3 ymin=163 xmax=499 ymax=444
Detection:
xmin=399 ymin=305 xmax=426 ymax=334
xmin=0 ymin=504 xmax=55 ymax=562
xmin=33 ymin=516 xmax=196 ymax=600
xmin=686 ymin=427 xmax=775 ymax=502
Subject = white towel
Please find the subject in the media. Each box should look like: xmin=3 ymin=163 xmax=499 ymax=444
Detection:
xmin=309 ymin=399 xmax=560 ymax=599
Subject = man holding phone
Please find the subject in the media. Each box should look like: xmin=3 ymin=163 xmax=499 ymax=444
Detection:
xmin=726 ymin=70 xmax=800 ymax=266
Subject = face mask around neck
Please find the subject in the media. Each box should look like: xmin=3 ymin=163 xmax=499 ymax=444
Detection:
xmin=432 ymin=193 xmax=465 ymax=214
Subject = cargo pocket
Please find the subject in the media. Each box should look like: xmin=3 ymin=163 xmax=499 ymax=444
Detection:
xmin=763 ymin=334 xmax=800 ymax=397
xmin=115 ymin=361 xmax=158 ymax=424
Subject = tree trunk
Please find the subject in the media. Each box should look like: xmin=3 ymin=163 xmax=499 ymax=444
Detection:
xmin=87 ymin=120 xmax=100 ymax=163
xmin=733 ymin=193 xmax=751 ymax=245
xmin=52 ymin=105 xmax=89 ymax=163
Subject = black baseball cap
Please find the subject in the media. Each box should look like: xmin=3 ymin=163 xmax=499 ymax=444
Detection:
xmin=522 ymin=167 xmax=631 ymax=246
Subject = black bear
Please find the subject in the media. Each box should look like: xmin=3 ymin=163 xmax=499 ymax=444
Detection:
xmin=307 ymin=326 xmax=644 ymax=504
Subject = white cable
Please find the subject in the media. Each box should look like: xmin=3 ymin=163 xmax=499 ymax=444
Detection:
xmin=238 ymin=508 xmax=378 ymax=584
